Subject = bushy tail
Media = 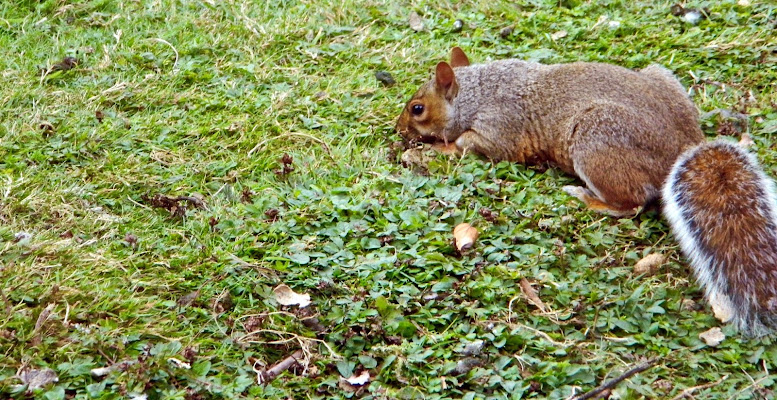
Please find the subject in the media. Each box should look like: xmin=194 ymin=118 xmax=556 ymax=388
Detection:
xmin=662 ymin=140 xmax=777 ymax=337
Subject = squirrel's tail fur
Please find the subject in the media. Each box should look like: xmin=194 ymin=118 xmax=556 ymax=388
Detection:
xmin=663 ymin=140 xmax=777 ymax=337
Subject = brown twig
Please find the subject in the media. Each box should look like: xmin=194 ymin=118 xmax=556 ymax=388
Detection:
xmin=671 ymin=375 xmax=728 ymax=400
xmin=574 ymin=358 xmax=658 ymax=400
xmin=247 ymin=132 xmax=335 ymax=161
xmin=256 ymin=350 xmax=304 ymax=384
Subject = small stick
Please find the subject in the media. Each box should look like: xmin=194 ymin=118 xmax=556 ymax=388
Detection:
xmin=256 ymin=350 xmax=304 ymax=384
xmin=670 ymin=375 xmax=728 ymax=400
xmin=247 ymin=132 xmax=334 ymax=160
xmin=574 ymin=358 xmax=658 ymax=400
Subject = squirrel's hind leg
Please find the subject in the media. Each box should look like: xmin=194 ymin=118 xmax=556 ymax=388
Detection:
xmin=562 ymin=185 xmax=641 ymax=217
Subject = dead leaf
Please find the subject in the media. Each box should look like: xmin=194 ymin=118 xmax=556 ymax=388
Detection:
xmin=453 ymin=223 xmax=479 ymax=251
xmin=143 ymin=194 xmax=206 ymax=218
xmin=91 ymin=366 xmax=114 ymax=377
xmin=375 ymin=70 xmax=395 ymax=86
xmin=633 ymin=253 xmax=665 ymax=276
xmin=709 ymin=292 xmax=734 ymax=323
xmin=13 ymin=231 xmax=32 ymax=243
xmin=50 ymin=56 xmax=78 ymax=72
xmin=452 ymin=358 xmax=482 ymax=375
xmin=344 ymin=370 xmax=370 ymax=386
xmin=400 ymin=147 xmax=434 ymax=173
xmin=297 ymin=306 xmax=327 ymax=333
xmin=408 ymin=11 xmax=424 ymax=32
xmin=739 ymin=132 xmax=754 ymax=148
xmin=211 ymin=291 xmax=233 ymax=314
xmin=31 ymin=303 xmax=55 ymax=346
xmin=551 ymin=30 xmax=567 ymax=40
xmin=176 ymin=290 xmax=200 ymax=308
xmin=18 ymin=368 xmax=58 ymax=390
xmin=273 ymin=284 xmax=311 ymax=308
xmin=167 ymin=358 xmax=191 ymax=369
xmin=459 ymin=339 xmax=484 ymax=356
xmin=699 ymin=327 xmax=725 ymax=346
xmin=519 ymin=278 xmax=547 ymax=312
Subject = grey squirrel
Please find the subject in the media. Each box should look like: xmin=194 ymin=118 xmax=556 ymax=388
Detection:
xmin=396 ymin=47 xmax=777 ymax=337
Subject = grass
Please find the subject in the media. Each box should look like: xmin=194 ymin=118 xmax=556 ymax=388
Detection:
xmin=0 ymin=0 xmax=776 ymax=398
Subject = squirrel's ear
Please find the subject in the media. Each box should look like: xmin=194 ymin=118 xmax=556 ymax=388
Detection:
xmin=435 ymin=62 xmax=458 ymax=101
xmin=450 ymin=47 xmax=470 ymax=68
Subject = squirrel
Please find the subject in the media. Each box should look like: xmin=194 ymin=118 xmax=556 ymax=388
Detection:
xmin=396 ymin=47 xmax=777 ymax=337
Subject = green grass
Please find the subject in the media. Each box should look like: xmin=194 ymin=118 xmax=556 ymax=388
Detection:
xmin=1 ymin=0 xmax=776 ymax=398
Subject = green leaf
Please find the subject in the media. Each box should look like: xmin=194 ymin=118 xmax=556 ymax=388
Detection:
xmin=336 ymin=360 xmax=356 ymax=378
xmin=288 ymin=252 xmax=311 ymax=264
xmin=358 ymin=355 xmax=378 ymax=369
xmin=43 ymin=386 xmax=65 ymax=400
xmin=193 ymin=360 xmax=211 ymax=377
xmin=375 ymin=295 xmax=390 ymax=316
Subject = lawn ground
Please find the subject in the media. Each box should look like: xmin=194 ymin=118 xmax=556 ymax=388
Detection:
xmin=1 ymin=0 xmax=776 ymax=398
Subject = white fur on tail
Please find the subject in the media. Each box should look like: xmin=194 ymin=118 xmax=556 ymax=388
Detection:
xmin=663 ymin=140 xmax=777 ymax=337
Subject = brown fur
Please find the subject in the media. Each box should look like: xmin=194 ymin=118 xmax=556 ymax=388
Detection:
xmin=676 ymin=145 xmax=777 ymax=310
xmin=398 ymin=48 xmax=777 ymax=337
xmin=664 ymin=141 xmax=777 ymax=336
xmin=396 ymin=48 xmax=704 ymax=215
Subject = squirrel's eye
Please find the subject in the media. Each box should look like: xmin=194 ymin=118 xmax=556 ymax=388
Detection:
xmin=411 ymin=104 xmax=425 ymax=116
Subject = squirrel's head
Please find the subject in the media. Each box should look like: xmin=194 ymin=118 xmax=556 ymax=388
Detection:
xmin=396 ymin=47 xmax=470 ymax=146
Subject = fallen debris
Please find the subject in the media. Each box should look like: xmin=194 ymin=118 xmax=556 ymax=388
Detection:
xmin=50 ymin=56 xmax=79 ymax=72
xmin=273 ymin=284 xmax=312 ymax=308
xmin=453 ymin=223 xmax=479 ymax=251
xmin=256 ymin=350 xmax=304 ymax=384
xmin=669 ymin=375 xmax=729 ymax=400
xmin=167 ymin=358 xmax=191 ymax=369
xmin=573 ymin=358 xmax=658 ymax=400
xmin=709 ymin=292 xmax=734 ymax=323
xmin=341 ymin=370 xmax=370 ymax=387
xmin=551 ymin=30 xmax=567 ymax=40
xmin=31 ymin=303 xmax=55 ymax=346
xmin=670 ymin=4 xmax=708 ymax=25
xmin=633 ymin=253 xmax=665 ymax=276
xmin=519 ymin=279 xmax=548 ymax=313
xmin=699 ymin=327 xmax=725 ymax=347
xmin=408 ymin=11 xmax=424 ymax=31
xmin=143 ymin=194 xmax=206 ymax=217
xmin=275 ymin=153 xmax=294 ymax=177
xmin=17 ymin=368 xmax=58 ymax=390
xmin=400 ymin=147 xmax=433 ymax=174
xmin=297 ymin=306 xmax=327 ymax=334
xmin=452 ymin=357 xmax=482 ymax=375
xmin=459 ymin=339 xmax=484 ymax=356
xmin=452 ymin=19 xmax=464 ymax=33
xmin=375 ymin=71 xmax=395 ymax=86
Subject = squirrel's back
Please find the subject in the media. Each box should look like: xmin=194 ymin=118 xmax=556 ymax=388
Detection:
xmin=663 ymin=140 xmax=777 ymax=337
